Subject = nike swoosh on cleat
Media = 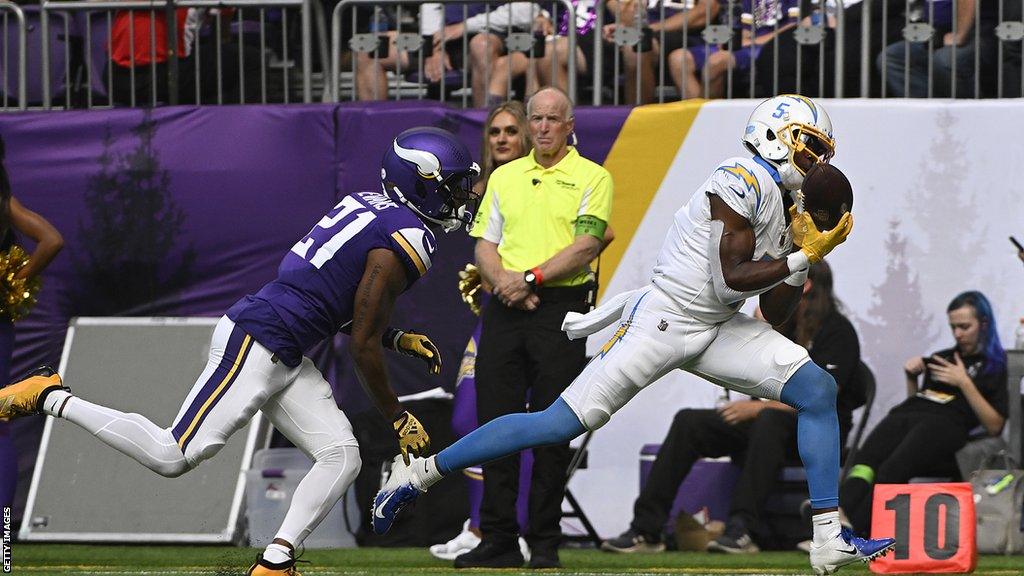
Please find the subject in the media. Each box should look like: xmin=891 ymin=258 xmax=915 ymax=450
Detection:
xmin=374 ymin=491 xmax=396 ymax=519
xmin=837 ymin=546 xmax=858 ymax=555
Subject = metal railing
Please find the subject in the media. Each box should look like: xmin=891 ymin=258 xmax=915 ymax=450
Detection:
xmin=593 ymin=0 xmax=845 ymax=104
xmin=37 ymin=0 xmax=313 ymax=108
xmin=329 ymin=0 xmax=577 ymax=105
xmin=2 ymin=0 xmax=1023 ymax=109
xmin=0 ymin=1 xmax=26 ymax=110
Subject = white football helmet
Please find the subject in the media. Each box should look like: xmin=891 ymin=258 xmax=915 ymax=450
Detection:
xmin=742 ymin=94 xmax=835 ymax=191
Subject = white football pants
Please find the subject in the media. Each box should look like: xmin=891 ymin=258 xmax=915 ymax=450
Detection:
xmin=55 ymin=316 xmax=360 ymax=548
xmin=561 ymin=285 xmax=811 ymax=430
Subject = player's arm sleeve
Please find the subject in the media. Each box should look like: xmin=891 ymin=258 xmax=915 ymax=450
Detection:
xmin=575 ymin=170 xmax=613 ymax=241
xmin=387 ymin=227 xmax=435 ymax=281
xmin=470 ymin=183 xmax=503 ymax=243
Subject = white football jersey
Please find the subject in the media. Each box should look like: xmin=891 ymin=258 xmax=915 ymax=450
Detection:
xmin=651 ymin=156 xmax=793 ymax=324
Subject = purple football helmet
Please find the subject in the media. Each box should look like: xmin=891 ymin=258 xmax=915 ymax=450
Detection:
xmin=381 ymin=127 xmax=481 ymax=232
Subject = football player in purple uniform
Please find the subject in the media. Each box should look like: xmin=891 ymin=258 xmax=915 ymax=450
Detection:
xmin=0 ymin=127 xmax=480 ymax=576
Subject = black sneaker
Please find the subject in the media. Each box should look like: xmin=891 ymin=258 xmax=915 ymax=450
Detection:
xmin=453 ymin=539 xmax=524 ymax=569
xmin=527 ymin=547 xmax=561 ymax=569
xmin=600 ymin=528 xmax=665 ymax=554
xmin=707 ymin=520 xmax=760 ymax=554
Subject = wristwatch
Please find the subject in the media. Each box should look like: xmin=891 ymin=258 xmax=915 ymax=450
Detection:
xmin=524 ymin=270 xmax=539 ymax=291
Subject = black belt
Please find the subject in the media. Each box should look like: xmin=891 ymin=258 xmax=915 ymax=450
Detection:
xmin=535 ymin=284 xmax=594 ymax=304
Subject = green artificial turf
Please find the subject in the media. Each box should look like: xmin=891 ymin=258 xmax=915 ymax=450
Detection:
xmin=8 ymin=545 xmax=1023 ymax=575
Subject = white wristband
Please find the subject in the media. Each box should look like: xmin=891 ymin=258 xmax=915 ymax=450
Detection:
xmin=784 ymin=267 xmax=808 ymax=287
xmin=786 ymin=251 xmax=810 ymax=274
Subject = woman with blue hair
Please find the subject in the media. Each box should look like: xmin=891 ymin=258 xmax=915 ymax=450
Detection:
xmin=839 ymin=290 xmax=1008 ymax=535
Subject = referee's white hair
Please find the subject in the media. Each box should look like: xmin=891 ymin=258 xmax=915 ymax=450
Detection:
xmin=527 ymin=87 xmax=574 ymax=121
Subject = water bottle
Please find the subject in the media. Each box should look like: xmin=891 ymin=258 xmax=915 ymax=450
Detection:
xmin=1014 ymin=318 xmax=1024 ymax=350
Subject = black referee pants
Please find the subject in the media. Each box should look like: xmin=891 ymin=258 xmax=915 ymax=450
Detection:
xmin=475 ymin=286 xmax=591 ymax=552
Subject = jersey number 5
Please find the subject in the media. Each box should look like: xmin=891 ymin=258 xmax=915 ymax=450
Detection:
xmin=290 ymin=196 xmax=375 ymax=269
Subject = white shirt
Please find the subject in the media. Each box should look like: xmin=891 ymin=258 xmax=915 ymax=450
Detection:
xmin=651 ymin=156 xmax=793 ymax=324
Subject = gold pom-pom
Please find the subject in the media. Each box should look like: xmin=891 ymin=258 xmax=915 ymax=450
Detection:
xmin=0 ymin=245 xmax=40 ymax=322
xmin=457 ymin=263 xmax=483 ymax=316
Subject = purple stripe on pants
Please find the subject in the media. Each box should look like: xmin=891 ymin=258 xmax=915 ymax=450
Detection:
xmin=452 ymin=319 xmax=533 ymax=532
xmin=171 ymin=325 xmax=252 ymax=451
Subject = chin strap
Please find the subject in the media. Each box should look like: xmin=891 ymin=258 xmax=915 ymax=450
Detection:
xmin=388 ymin=184 xmax=463 ymax=233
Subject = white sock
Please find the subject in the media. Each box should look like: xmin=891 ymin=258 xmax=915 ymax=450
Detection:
xmin=57 ymin=396 xmax=189 ymax=477
xmin=262 ymin=543 xmax=293 ymax=565
xmin=411 ymin=455 xmax=444 ymax=491
xmin=274 ymin=445 xmax=359 ymax=548
xmin=812 ymin=511 xmax=842 ymax=546
xmin=42 ymin=389 xmax=72 ymax=417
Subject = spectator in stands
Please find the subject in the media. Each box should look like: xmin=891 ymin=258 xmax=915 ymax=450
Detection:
xmin=0 ymin=133 xmax=64 ymax=514
xmin=877 ymin=0 xmax=998 ymax=98
xmin=839 ymin=290 xmax=1008 ymax=535
xmin=107 ymin=8 xmax=190 ymax=106
xmin=751 ymin=0 xmax=908 ymax=98
xmin=668 ymin=0 xmax=798 ymax=99
xmin=602 ymin=261 xmax=864 ymax=554
xmin=481 ymin=15 xmax=585 ymax=110
xmin=603 ymin=0 xmax=719 ymax=104
xmin=107 ymin=8 xmax=260 ymax=106
xmin=355 ymin=3 xmax=547 ymax=107
xmin=999 ymin=0 xmax=1023 ymax=97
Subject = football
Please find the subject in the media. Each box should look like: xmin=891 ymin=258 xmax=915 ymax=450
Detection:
xmin=801 ymin=163 xmax=853 ymax=231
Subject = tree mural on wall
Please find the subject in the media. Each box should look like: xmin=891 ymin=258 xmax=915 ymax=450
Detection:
xmin=854 ymin=220 xmax=937 ymax=424
xmin=72 ymin=115 xmax=196 ymax=315
xmin=906 ymin=110 xmax=983 ymax=328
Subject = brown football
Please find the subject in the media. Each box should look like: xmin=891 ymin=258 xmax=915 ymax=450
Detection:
xmin=801 ymin=163 xmax=853 ymax=231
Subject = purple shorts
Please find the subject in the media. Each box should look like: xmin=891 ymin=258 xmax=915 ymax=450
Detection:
xmin=687 ymin=44 xmax=762 ymax=71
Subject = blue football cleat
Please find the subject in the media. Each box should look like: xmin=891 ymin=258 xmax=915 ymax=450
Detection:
xmin=810 ymin=527 xmax=896 ymax=575
xmin=371 ymin=455 xmax=422 ymax=535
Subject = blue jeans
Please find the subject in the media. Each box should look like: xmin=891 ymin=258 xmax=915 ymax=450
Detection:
xmin=878 ymin=41 xmax=977 ymax=97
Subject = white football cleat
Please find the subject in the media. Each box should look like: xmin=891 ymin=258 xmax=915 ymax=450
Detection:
xmin=429 ymin=519 xmax=481 ymax=560
xmin=810 ymin=527 xmax=895 ymax=575
xmin=371 ymin=455 xmax=423 ymax=535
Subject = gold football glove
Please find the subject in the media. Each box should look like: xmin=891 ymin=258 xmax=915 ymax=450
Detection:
xmin=385 ymin=329 xmax=442 ymax=375
xmin=458 ymin=263 xmax=483 ymax=316
xmin=393 ymin=410 xmax=431 ymax=465
xmin=790 ymin=207 xmax=853 ymax=263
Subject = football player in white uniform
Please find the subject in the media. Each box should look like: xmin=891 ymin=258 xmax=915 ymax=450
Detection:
xmin=373 ymin=95 xmax=895 ymax=575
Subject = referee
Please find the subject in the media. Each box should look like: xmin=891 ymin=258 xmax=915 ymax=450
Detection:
xmin=458 ymin=87 xmax=613 ymax=569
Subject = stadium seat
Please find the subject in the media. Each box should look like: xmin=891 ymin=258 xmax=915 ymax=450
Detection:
xmin=0 ymin=6 xmax=71 ymax=107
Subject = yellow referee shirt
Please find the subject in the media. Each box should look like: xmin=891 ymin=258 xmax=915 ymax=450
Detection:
xmin=470 ymin=147 xmax=613 ymax=287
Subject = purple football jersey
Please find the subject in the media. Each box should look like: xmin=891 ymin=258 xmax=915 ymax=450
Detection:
xmin=227 ymin=191 xmax=436 ymax=367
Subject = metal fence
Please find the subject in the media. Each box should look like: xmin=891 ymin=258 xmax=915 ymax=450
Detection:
xmin=44 ymin=0 xmax=311 ymax=108
xmin=329 ymin=0 xmax=577 ymax=106
xmin=0 ymin=1 xmax=26 ymax=110
xmin=0 ymin=0 xmax=1022 ymax=111
xmin=0 ymin=0 xmax=314 ymax=110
